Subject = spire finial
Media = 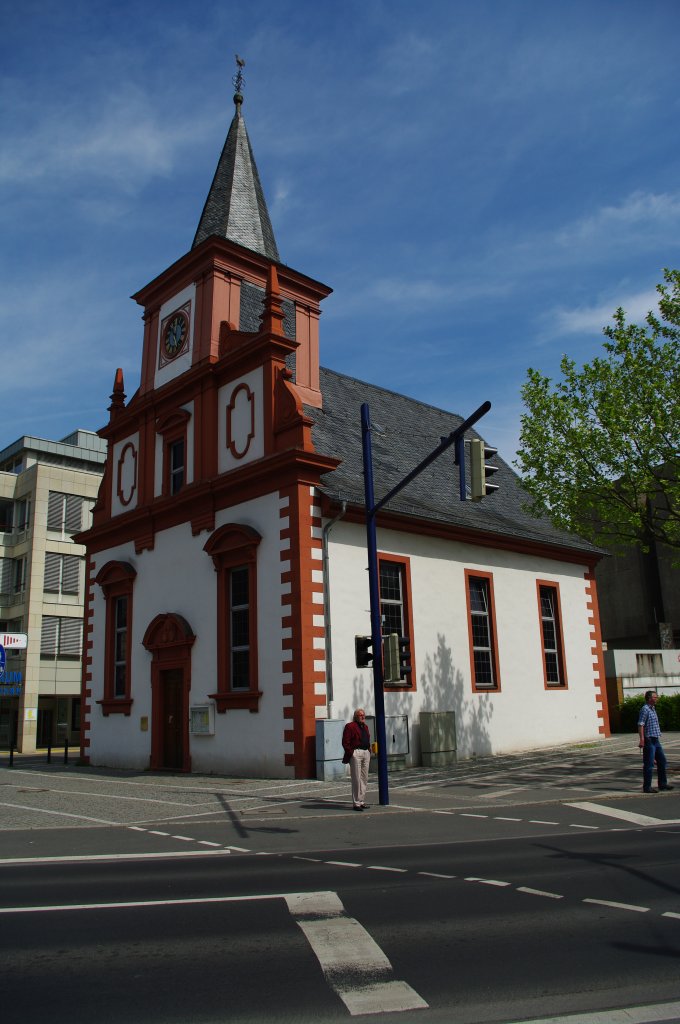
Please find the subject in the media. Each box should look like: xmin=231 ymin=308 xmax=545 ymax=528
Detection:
xmin=233 ymin=54 xmax=245 ymax=114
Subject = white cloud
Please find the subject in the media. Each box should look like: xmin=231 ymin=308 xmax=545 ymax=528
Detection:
xmin=550 ymin=287 xmax=661 ymax=337
xmin=556 ymin=191 xmax=680 ymax=249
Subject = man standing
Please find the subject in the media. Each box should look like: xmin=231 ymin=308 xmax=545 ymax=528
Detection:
xmin=342 ymin=708 xmax=371 ymax=810
xmin=638 ymin=690 xmax=674 ymax=793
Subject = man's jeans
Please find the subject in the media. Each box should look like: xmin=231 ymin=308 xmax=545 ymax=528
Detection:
xmin=643 ymin=736 xmax=668 ymax=790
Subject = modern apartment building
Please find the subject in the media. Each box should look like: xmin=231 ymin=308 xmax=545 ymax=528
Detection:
xmin=0 ymin=430 xmax=106 ymax=752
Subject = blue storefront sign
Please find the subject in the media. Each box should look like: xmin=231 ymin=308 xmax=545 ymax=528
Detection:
xmin=0 ymin=645 xmax=23 ymax=696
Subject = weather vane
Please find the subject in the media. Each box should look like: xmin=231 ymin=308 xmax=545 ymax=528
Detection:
xmin=233 ymin=54 xmax=245 ymax=97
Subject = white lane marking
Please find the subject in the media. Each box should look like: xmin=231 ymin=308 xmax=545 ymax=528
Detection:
xmin=170 ymin=835 xmax=194 ymax=842
xmin=224 ymin=845 xmax=250 ymax=852
xmin=465 ymin=877 xmax=511 ymax=887
xmin=285 ymin=891 xmax=428 ymax=1016
xmin=569 ymin=824 xmax=599 ymax=830
xmin=325 ymin=861 xmax=361 ymax=868
xmin=583 ymin=898 xmax=649 ymax=913
xmin=0 ymin=888 xmax=328 ymax=915
xmin=128 ymin=826 xmax=146 ymax=832
xmin=663 ymin=911 xmax=680 ymax=920
xmin=418 ymin=872 xmax=456 ymax=879
xmin=0 ymin=850 xmax=231 ymax=867
xmin=198 ymin=841 xmax=222 ymax=847
xmin=293 ymin=856 xmax=322 ymax=862
xmin=0 ymin=801 xmax=119 ymax=826
xmin=433 ymin=810 xmax=456 ymax=815
xmin=149 ymin=830 xmax=170 ymax=836
xmin=529 ymin=819 xmax=559 ymax=825
xmin=504 ymin=999 xmax=680 ymax=1024
xmin=460 ymin=813 xmax=488 ymax=818
xmin=2 ymin=785 xmax=208 ymax=808
xmin=567 ymin=801 xmax=670 ymax=827
xmin=517 ymin=886 xmax=563 ymax=900
xmin=494 ymin=816 xmax=521 ymax=822
xmin=366 ymin=866 xmax=408 ymax=873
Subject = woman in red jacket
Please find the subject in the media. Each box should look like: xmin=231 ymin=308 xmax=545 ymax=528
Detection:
xmin=342 ymin=708 xmax=371 ymax=810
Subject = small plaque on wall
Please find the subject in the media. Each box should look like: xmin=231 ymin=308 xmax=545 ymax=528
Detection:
xmin=190 ymin=705 xmax=215 ymax=736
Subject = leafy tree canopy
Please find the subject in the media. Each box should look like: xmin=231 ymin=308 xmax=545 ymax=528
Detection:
xmin=515 ymin=269 xmax=680 ymax=554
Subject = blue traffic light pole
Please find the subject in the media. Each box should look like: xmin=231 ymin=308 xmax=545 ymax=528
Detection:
xmin=361 ymin=399 xmax=491 ymax=806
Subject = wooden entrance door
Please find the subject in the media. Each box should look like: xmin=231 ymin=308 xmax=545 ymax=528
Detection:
xmin=161 ymin=668 xmax=184 ymax=770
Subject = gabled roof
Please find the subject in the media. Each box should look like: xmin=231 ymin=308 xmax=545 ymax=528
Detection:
xmin=307 ymin=367 xmax=601 ymax=558
xmin=192 ymin=93 xmax=280 ymax=261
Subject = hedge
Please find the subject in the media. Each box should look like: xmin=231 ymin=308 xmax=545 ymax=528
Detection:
xmin=618 ymin=693 xmax=680 ymax=732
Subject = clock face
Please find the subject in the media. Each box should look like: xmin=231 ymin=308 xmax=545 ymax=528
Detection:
xmin=163 ymin=311 xmax=189 ymax=359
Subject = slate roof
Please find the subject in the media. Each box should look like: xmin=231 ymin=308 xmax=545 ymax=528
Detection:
xmin=192 ymin=99 xmax=280 ymax=260
xmin=306 ymin=367 xmax=601 ymax=557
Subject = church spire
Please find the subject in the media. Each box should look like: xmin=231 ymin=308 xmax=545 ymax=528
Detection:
xmin=192 ymin=57 xmax=280 ymax=261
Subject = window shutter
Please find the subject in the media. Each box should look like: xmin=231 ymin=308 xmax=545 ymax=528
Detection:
xmin=62 ymin=556 xmax=80 ymax=595
xmin=0 ymin=557 xmax=11 ymax=595
xmin=59 ymin=618 xmax=83 ymax=657
xmin=44 ymin=552 xmax=61 ymax=593
xmin=47 ymin=492 xmax=64 ymax=531
xmin=41 ymin=616 xmax=59 ymax=656
xmin=65 ymin=495 xmax=83 ymax=534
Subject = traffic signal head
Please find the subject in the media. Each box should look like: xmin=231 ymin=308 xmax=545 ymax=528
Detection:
xmin=470 ymin=438 xmax=499 ymax=501
xmin=355 ymin=635 xmax=373 ymax=669
xmin=398 ymin=635 xmax=412 ymax=678
xmin=383 ymin=633 xmax=401 ymax=683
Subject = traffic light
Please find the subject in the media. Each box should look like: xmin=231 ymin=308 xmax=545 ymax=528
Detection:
xmin=383 ymin=633 xmax=400 ymax=683
xmin=470 ymin=438 xmax=499 ymax=501
xmin=398 ymin=635 xmax=412 ymax=677
xmin=382 ymin=633 xmax=412 ymax=683
xmin=355 ymin=635 xmax=373 ymax=668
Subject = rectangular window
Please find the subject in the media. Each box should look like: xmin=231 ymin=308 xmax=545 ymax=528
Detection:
xmin=537 ymin=582 xmax=567 ymax=688
xmin=229 ymin=567 xmax=250 ymax=690
xmin=47 ymin=492 xmax=83 ymax=535
xmin=378 ymin=554 xmax=415 ymax=688
xmin=0 ymin=558 xmax=11 ymax=598
xmin=15 ymin=498 xmax=31 ymax=532
xmin=169 ymin=439 xmax=185 ymax=495
xmin=0 ymin=499 xmax=14 ymax=534
xmin=44 ymin=552 xmax=80 ymax=596
xmin=465 ymin=570 xmax=500 ymax=691
xmin=113 ymin=596 xmax=129 ymax=698
xmin=13 ymin=557 xmax=26 ymax=594
xmin=40 ymin=615 xmax=83 ymax=660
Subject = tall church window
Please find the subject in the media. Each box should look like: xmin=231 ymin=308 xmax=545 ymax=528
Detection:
xmin=204 ymin=524 xmax=262 ymax=712
xmin=465 ymin=570 xmax=501 ymax=691
xmin=537 ymin=581 xmax=567 ymax=688
xmin=95 ymin=561 xmax=137 ymax=715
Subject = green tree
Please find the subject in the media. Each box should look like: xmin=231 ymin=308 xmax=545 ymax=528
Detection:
xmin=515 ymin=269 xmax=680 ymax=555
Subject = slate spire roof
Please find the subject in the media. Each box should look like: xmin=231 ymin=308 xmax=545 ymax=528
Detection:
xmin=192 ymin=82 xmax=280 ymax=260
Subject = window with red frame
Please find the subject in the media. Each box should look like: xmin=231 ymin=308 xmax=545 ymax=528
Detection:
xmin=537 ymin=582 xmax=567 ymax=688
xmin=465 ymin=570 xmax=500 ymax=691
xmin=378 ymin=555 xmax=415 ymax=688
xmin=204 ymin=524 xmax=262 ymax=712
xmin=95 ymin=561 xmax=136 ymax=715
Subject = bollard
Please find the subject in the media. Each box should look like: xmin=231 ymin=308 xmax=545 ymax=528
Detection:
xmin=64 ymin=739 xmax=69 ymax=765
xmin=47 ymin=742 xmax=52 ymax=765
xmin=9 ymin=741 xmax=14 ymax=768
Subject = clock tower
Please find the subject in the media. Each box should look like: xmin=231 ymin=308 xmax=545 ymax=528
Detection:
xmin=80 ymin=64 xmax=339 ymax=778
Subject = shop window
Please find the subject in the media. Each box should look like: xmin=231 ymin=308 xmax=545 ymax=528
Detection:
xmin=465 ymin=570 xmax=501 ymax=691
xmin=204 ymin=524 xmax=262 ymax=712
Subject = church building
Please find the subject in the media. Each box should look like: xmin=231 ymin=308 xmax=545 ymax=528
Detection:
xmin=79 ymin=75 xmax=609 ymax=777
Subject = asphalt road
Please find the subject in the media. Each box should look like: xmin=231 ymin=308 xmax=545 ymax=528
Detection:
xmin=2 ymin=735 xmax=680 ymax=1024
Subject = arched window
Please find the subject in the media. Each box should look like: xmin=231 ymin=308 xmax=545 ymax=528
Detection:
xmin=95 ymin=561 xmax=137 ymax=715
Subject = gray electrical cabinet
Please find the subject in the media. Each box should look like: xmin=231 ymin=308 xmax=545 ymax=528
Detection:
xmin=315 ymin=719 xmax=346 ymax=780
xmin=420 ymin=711 xmax=457 ymax=767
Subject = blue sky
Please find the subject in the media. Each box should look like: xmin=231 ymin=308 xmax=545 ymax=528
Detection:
xmin=2 ymin=0 xmax=679 ymax=465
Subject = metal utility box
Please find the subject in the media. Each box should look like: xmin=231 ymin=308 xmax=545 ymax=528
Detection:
xmin=315 ymin=719 xmax=346 ymax=781
xmin=420 ymin=711 xmax=457 ymax=767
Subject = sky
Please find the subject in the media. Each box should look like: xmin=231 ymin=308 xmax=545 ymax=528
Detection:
xmin=2 ymin=0 xmax=679 ymax=467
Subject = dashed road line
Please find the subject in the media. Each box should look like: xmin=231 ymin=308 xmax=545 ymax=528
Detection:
xmin=517 ymin=887 xmax=563 ymax=899
xmin=583 ymin=898 xmax=650 ymax=913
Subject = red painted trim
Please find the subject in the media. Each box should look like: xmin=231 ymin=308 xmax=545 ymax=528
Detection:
xmin=535 ymin=579 xmax=568 ymax=690
xmin=116 ymin=441 xmax=138 ymax=507
xmin=464 ymin=568 xmax=501 ymax=693
xmin=584 ymin=571 xmax=610 ymax=736
xmin=226 ymin=382 xmax=256 ymax=459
